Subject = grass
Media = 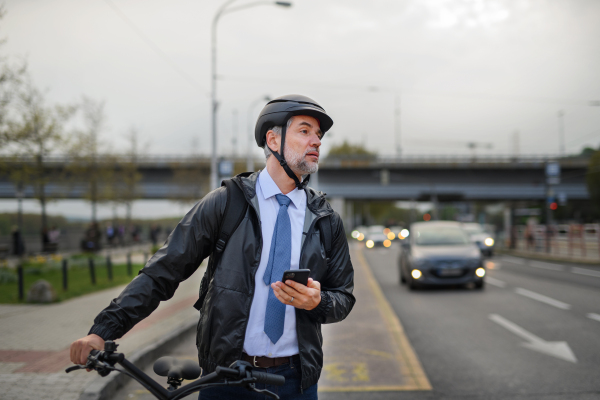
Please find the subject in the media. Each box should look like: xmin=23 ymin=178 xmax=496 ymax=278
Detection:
xmin=0 ymin=260 xmax=144 ymax=304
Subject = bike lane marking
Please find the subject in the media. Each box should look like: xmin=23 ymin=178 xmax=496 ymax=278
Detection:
xmin=319 ymin=246 xmax=431 ymax=392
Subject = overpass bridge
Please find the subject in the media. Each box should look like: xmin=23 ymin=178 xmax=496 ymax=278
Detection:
xmin=0 ymin=154 xmax=590 ymax=204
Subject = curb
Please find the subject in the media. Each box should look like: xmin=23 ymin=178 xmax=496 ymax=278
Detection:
xmin=497 ymin=249 xmax=600 ymax=266
xmin=78 ymin=319 xmax=197 ymax=400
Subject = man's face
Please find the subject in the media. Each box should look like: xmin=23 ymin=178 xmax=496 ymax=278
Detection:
xmin=281 ymin=115 xmax=322 ymax=175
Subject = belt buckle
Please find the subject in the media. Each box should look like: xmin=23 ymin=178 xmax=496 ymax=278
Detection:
xmin=253 ymin=356 xmax=259 ymax=368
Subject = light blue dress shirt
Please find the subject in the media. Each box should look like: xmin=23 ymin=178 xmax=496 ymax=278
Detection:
xmin=243 ymin=168 xmax=307 ymax=357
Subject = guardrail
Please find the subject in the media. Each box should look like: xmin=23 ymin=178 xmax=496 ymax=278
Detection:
xmin=511 ymin=224 xmax=600 ymax=261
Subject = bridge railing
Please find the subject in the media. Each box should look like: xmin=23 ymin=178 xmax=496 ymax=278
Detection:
xmin=0 ymin=153 xmax=590 ymax=167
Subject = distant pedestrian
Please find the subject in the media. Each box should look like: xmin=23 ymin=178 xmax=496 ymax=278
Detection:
xmin=11 ymin=226 xmax=25 ymax=257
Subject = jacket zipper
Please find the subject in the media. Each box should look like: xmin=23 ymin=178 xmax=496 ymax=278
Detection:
xmin=296 ymin=210 xmax=332 ymax=391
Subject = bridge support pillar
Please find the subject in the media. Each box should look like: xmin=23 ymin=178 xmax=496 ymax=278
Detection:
xmin=328 ymin=197 xmax=352 ymax=232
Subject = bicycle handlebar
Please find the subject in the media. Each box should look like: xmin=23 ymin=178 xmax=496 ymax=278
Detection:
xmin=67 ymin=343 xmax=285 ymax=400
xmin=215 ymin=365 xmax=286 ymax=386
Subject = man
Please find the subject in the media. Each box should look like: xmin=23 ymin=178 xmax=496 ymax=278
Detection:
xmin=70 ymin=94 xmax=355 ymax=399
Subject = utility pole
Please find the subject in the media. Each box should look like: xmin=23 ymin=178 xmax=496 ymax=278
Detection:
xmin=394 ymin=93 xmax=401 ymax=158
xmin=557 ymin=110 xmax=565 ymax=156
xmin=232 ymin=109 xmax=238 ymax=157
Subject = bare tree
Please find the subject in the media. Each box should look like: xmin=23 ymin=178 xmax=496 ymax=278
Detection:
xmin=4 ymin=79 xmax=75 ymax=248
xmin=116 ymin=127 xmax=143 ymax=237
xmin=69 ymin=96 xmax=116 ymax=224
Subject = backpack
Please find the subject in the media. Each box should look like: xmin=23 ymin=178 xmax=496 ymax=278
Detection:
xmin=193 ymin=176 xmax=333 ymax=311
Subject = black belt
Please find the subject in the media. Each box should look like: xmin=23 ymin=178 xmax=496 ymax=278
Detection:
xmin=241 ymin=352 xmax=300 ymax=369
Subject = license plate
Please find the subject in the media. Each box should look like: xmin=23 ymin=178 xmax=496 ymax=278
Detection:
xmin=438 ymin=268 xmax=463 ymax=276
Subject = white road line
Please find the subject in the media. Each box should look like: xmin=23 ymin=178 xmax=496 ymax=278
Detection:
xmin=515 ymin=288 xmax=571 ymax=310
xmin=486 ymin=277 xmax=506 ymax=288
xmin=587 ymin=313 xmax=600 ymax=322
xmin=503 ymin=256 xmax=527 ymax=265
xmin=529 ymin=261 xmax=565 ymax=272
xmin=489 ymin=314 xmax=577 ymax=363
xmin=572 ymin=267 xmax=600 ymax=278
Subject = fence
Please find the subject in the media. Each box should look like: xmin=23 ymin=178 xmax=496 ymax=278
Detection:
xmin=510 ymin=224 xmax=600 ymax=261
xmin=0 ymin=250 xmax=149 ymax=303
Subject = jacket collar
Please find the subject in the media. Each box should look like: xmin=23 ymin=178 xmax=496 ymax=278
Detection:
xmin=236 ymin=170 xmax=333 ymax=218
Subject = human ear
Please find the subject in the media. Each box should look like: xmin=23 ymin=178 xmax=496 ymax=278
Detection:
xmin=265 ymin=130 xmax=280 ymax=153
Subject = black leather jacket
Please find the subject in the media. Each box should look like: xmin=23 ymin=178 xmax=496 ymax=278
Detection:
xmin=89 ymin=171 xmax=355 ymax=390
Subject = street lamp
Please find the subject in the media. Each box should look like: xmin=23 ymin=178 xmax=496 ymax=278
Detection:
xmin=210 ymin=0 xmax=292 ymax=190
xmin=247 ymin=95 xmax=271 ymax=172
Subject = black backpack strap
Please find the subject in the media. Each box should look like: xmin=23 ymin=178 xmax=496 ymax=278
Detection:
xmin=318 ymin=215 xmax=333 ymax=263
xmin=215 ymin=179 xmax=249 ymax=253
xmin=193 ymin=178 xmax=248 ymax=311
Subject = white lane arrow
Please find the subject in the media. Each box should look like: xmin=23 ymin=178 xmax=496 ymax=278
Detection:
xmin=489 ymin=314 xmax=577 ymax=363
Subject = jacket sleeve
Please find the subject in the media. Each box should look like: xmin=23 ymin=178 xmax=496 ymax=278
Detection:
xmin=88 ymin=187 xmax=226 ymax=340
xmin=305 ymin=211 xmax=355 ymax=324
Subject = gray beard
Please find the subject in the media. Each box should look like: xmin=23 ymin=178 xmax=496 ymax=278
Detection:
xmin=284 ymin=146 xmax=319 ymax=175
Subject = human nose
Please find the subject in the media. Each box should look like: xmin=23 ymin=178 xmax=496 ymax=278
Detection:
xmin=310 ymin=133 xmax=321 ymax=148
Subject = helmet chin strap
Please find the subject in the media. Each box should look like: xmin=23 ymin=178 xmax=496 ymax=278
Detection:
xmin=269 ymin=123 xmax=310 ymax=190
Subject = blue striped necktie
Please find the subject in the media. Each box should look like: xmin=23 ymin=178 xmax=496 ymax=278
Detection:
xmin=263 ymin=194 xmax=292 ymax=344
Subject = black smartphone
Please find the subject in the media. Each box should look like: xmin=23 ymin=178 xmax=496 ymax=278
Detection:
xmin=281 ymin=269 xmax=310 ymax=286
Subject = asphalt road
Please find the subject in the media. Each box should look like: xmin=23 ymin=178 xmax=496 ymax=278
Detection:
xmin=353 ymin=245 xmax=600 ymax=400
xmin=113 ymin=245 xmax=600 ymax=400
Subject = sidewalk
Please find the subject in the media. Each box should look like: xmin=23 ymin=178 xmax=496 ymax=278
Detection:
xmin=319 ymin=244 xmax=431 ymax=392
xmin=0 ymin=262 xmax=205 ymax=400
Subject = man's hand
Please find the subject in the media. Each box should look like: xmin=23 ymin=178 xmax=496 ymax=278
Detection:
xmin=272 ymin=278 xmax=321 ymax=310
xmin=70 ymin=334 xmax=105 ymax=367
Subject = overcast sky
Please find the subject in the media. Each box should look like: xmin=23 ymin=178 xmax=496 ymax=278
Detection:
xmin=2 ymin=0 xmax=599 ymax=160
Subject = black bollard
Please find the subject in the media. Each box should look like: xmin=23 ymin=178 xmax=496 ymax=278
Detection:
xmin=62 ymin=259 xmax=68 ymax=290
xmin=126 ymin=253 xmax=132 ymax=276
xmin=89 ymin=258 xmax=96 ymax=285
xmin=106 ymin=255 xmax=113 ymax=281
xmin=17 ymin=265 xmax=24 ymax=301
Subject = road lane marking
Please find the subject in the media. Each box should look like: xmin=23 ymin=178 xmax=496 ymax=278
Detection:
xmin=486 ymin=277 xmax=506 ymax=288
xmin=489 ymin=314 xmax=577 ymax=363
xmin=587 ymin=313 xmax=600 ymax=322
xmin=529 ymin=261 xmax=565 ymax=272
xmin=571 ymin=267 xmax=600 ymax=278
xmin=503 ymin=256 xmax=527 ymax=265
xmin=515 ymin=288 xmax=571 ymax=310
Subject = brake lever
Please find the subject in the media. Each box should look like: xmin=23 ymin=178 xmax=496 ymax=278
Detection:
xmin=65 ymin=365 xmax=86 ymax=373
xmin=248 ymin=386 xmax=280 ymax=400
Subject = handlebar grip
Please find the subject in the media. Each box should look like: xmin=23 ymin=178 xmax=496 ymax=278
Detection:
xmin=250 ymin=371 xmax=285 ymax=386
xmin=88 ymin=349 xmax=123 ymax=363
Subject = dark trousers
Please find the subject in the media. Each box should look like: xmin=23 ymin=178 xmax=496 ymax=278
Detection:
xmin=198 ymin=358 xmax=318 ymax=400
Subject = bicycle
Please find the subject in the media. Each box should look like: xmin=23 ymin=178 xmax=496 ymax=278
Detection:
xmin=66 ymin=340 xmax=285 ymax=400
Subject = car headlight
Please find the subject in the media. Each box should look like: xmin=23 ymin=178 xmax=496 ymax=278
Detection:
xmin=366 ymin=240 xmax=374 ymax=248
xmin=475 ymin=268 xmax=486 ymax=277
xmin=484 ymin=238 xmax=494 ymax=247
xmin=351 ymin=230 xmax=360 ymax=239
xmin=411 ymin=269 xmax=422 ymax=279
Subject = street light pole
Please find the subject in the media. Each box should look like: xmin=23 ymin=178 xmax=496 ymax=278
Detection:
xmin=247 ymin=95 xmax=271 ymax=172
xmin=210 ymin=1 xmax=292 ymax=190
xmin=557 ymin=110 xmax=565 ymax=157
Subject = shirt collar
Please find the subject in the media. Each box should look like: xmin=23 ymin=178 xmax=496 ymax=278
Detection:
xmin=258 ymin=168 xmax=305 ymax=209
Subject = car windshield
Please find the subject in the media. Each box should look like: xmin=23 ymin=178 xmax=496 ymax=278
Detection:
xmin=415 ymin=227 xmax=471 ymax=246
xmin=463 ymin=225 xmax=485 ymax=234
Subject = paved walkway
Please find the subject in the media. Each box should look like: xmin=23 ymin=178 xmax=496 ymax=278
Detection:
xmin=0 ymin=261 xmax=205 ymax=400
xmin=319 ymin=245 xmax=430 ymax=392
